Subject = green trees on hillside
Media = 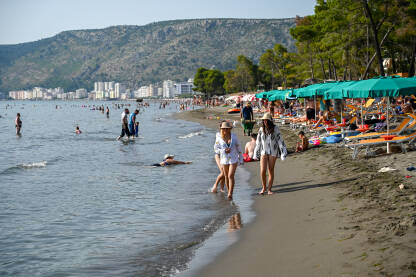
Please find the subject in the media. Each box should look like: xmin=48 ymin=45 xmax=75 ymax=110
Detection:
xmin=193 ymin=1 xmax=415 ymax=95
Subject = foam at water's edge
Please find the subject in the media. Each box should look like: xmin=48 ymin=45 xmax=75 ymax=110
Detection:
xmin=178 ymin=131 xmax=203 ymax=139
xmin=18 ymin=161 xmax=47 ymax=168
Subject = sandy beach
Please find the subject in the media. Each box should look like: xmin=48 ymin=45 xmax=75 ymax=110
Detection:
xmin=176 ymin=106 xmax=416 ymax=276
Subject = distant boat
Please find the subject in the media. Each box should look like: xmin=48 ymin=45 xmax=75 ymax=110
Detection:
xmin=136 ymin=98 xmax=143 ymax=102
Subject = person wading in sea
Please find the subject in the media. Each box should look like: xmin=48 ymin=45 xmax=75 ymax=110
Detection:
xmin=117 ymin=108 xmax=130 ymax=140
xmin=15 ymin=113 xmax=22 ymax=136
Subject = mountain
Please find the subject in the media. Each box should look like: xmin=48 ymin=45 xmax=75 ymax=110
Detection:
xmin=0 ymin=18 xmax=296 ymax=91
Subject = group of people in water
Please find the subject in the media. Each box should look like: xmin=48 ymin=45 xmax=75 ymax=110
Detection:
xmin=211 ymin=112 xmax=288 ymax=200
xmin=117 ymin=108 xmax=140 ymax=140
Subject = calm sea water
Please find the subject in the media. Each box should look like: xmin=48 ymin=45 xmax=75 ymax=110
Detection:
xmin=0 ymin=100 xmax=253 ymax=277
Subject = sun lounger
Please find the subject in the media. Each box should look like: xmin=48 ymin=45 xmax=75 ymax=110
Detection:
xmin=348 ymin=131 xmax=416 ymax=159
xmin=344 ymin=117 xmax=412 ymax=143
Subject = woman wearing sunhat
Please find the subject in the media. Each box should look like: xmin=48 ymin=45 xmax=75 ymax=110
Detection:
xmin=254 ymin=113 xmax=287 ymax=195
xmin=152 ymin=154 xmax=192 ymax=167
xmin=214 ymin=121 xmax=244 ymax=200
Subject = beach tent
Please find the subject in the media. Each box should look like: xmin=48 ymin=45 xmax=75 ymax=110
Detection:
xmin=242 ymin=94 xmax=257 ymax=102
xmin=225 ymin=95 xmax=241 ymax=102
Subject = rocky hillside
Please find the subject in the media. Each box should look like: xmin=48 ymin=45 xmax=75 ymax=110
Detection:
xmin=0 ymin=18 xmax=296 ymax=91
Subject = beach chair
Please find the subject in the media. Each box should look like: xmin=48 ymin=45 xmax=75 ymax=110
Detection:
xmin=348 ymin=131 xmax=416 ymax=159
xmin=344 ymin=117 xmax=412 ymax=143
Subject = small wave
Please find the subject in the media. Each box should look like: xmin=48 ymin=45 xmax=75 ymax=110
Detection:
xmin=178 ymin=131 xmax=203 ymax=139
xmin=18 ymin=161 xmax=47 ymax=169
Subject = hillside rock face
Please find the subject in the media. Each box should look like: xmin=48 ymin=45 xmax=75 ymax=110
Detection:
xmin=0 ymin=18 xmax=295 ymax=91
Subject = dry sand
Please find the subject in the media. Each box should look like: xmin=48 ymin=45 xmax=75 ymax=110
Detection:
xmin=175 ymin=107 xmax=416 ymax=277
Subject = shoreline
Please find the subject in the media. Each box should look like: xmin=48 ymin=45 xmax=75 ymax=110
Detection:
xmin=175 ymin=106 xmax=416 ymax=276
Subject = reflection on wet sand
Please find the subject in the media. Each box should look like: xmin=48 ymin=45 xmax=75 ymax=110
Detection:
xmin=227 ymin=213 xmax=242 ymax=232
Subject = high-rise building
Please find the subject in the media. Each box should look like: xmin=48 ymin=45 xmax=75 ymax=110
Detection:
xmin=163 ymin=80 xmax=176 ymax=98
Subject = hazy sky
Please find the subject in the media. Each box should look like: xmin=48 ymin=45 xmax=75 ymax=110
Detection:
xmin=0 ymin=0 xmax=315 ymax=45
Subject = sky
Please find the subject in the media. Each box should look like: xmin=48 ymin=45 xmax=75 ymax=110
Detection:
xmin=0 ymin=0 xmax=315 ymax=45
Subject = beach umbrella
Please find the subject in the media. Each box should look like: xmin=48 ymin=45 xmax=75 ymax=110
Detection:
xmin=344 ymin=76 xmax=416 ymax=98
xmin=324 ymin=81 xmax=358 ymax=100
xmin=345 ymin=76 xmax=416 ymax=152
xmin=268 ymin=89 xmax=293 ymax=101
xmin=255 ymin=90 xmax=276 ymax=99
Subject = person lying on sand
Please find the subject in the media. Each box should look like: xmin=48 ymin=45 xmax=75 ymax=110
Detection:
xmin=152 ymin=154 xmax=192 ymax=167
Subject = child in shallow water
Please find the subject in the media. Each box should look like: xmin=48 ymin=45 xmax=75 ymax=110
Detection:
xmin=296 ymin=131 xmax=308 ymax=152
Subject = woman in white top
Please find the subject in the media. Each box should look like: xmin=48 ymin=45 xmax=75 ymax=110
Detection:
xmin=211 ymin=122 xmax=226 ymax=193
xmin=214 ymin=121 xmax=244 ymax=200
xmin=254 ymin=113 xmax=287 ymax=195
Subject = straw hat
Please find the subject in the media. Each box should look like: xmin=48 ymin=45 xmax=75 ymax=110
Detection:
xmin=164 ymin=154 xmax=174 ymax=159
xmin=261 ymin=113 xmax=273 ymax=121
xmin=220 ymin=121 xmax=233 ymax=129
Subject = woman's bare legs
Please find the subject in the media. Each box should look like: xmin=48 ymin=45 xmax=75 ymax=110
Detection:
xmin=267 ymin=155 xmax=277 ymax=194
xmin=259 ymin=155 xmax=268 ymax=194
xmin=223 ymin=164 xmax=230 ymax=194
xmin=216 ymin=155 xmax=225 ymax=192
xmin=227 ymin=163 xmax=238 ymax=200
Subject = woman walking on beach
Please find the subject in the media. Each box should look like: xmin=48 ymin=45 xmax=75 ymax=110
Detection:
xmin=214 ymin=121 xmax=244 ymax=200
xmin=254 ymin=113 xmax=287 ymax=195
xmin=211 ymin=122 xmax=227 ymax=193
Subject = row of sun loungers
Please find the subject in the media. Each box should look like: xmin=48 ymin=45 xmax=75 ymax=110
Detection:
xmin=269 ymin=112 xmax=416 ymax=159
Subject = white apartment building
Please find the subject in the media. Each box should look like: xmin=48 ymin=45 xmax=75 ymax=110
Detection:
xmin=115 ymin=83 xmax=125 ymax=99
xmin=75 ymin=88 xmax=87 ymax=99
xmin=163 ymin=80 xmax=176 ymax=98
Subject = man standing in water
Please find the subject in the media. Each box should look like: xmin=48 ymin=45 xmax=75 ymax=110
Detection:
xmin=106 ymin=106 xmax=110 ymax=118
xmin=117 ymin=108 xmax=130 ymax=140
xmin=128 ymin=109 xmax=139 ymax=137
xmin=15 ymin=113 xmax=22 ymax=136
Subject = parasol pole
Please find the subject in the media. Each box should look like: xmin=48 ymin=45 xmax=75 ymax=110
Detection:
xmin=386 ymin=96 xmax=390 ymax=134
xmin=361 ymin=98 xmax=364 ymax=127
xmin=314 ymin=94 xmax=317 ymax=120
xmin=386 ymin=96 xmax=391 ymax=154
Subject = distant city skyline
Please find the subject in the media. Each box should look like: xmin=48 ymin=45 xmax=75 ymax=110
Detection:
xmin=0 ymin=0 xmax=315 ymax=45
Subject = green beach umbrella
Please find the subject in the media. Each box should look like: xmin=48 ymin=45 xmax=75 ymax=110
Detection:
xmin=324 ymin=81 xmax=358 ymax=100
xmin=255 ymin=90 xmax=276 ymax=99
xmin=344 ymin=76 xmax=416 ymax=98
xmin=313 ymin=82 xmax=340 ymax=96
xmin=344 ymin=76 xmax=416 ymax=144
xmin=293 ymin=84 xmax=321 ymax=98
xmin=268 ymin=89 xmax=294 ymax=101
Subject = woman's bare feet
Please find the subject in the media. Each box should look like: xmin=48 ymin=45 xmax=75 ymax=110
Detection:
xmin=210 ymin=186 xmax=217 ymax=193
xmin=258 ymin=189 xmax=265 ymax=195
xmin=227 ymin=194 xmax=233 ymax=200
xmin=267 ymin=190 xmax=274 ymax=195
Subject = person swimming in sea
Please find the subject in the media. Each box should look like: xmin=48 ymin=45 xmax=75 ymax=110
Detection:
xmin=75 ymin=126 xmax=82 ymax=134
xmin=152 ymin=154 xmax=192 ymax=167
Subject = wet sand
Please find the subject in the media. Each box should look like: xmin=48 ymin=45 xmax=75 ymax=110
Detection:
xmin=176 ymin=107 xmax=416 ymax=276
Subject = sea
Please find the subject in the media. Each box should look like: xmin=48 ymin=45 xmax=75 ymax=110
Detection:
xmin=0 ymin=100 xmax=254 ymax=277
